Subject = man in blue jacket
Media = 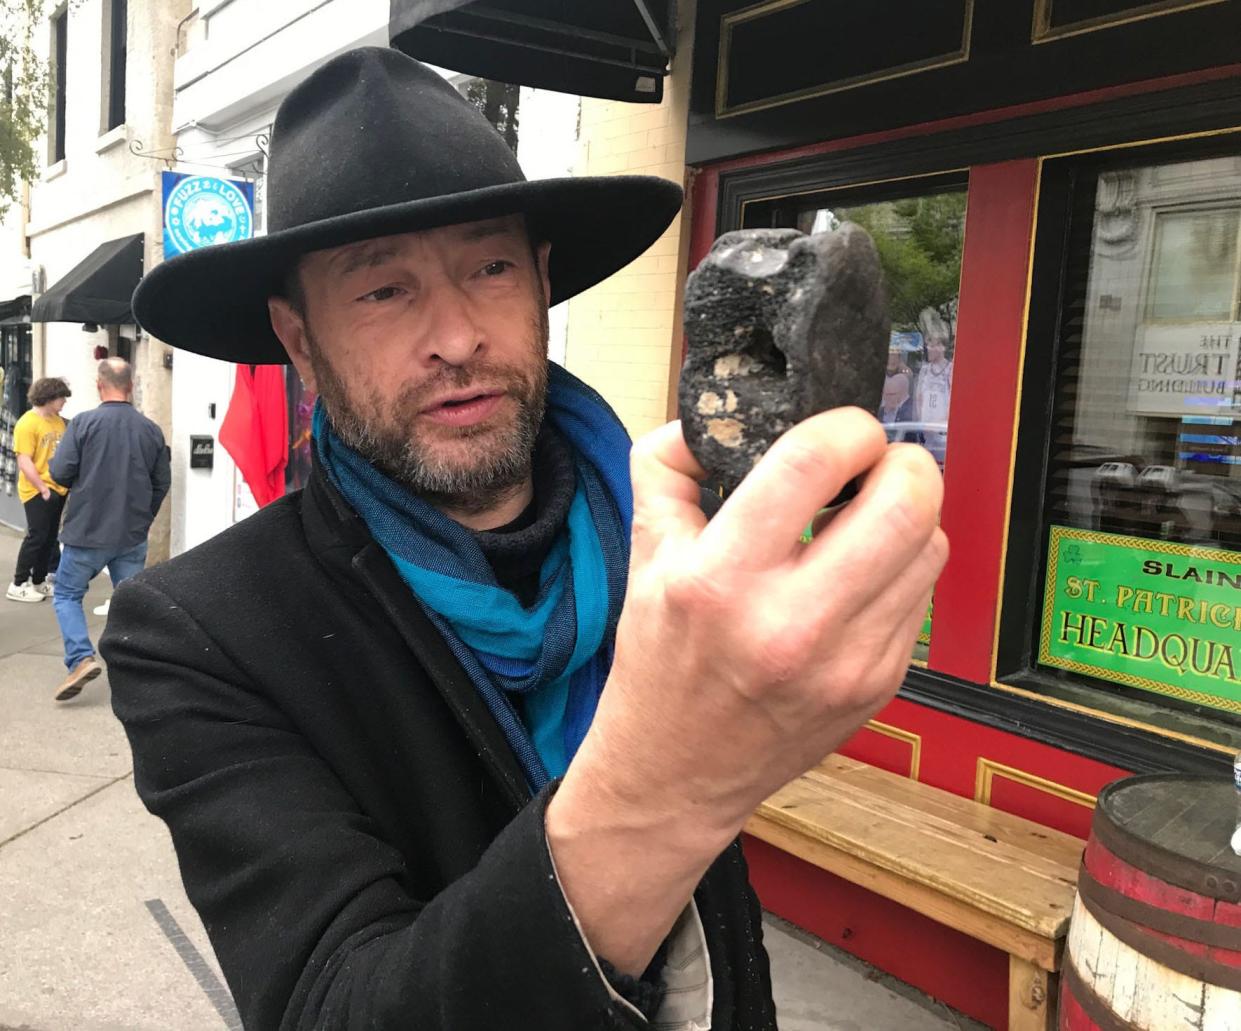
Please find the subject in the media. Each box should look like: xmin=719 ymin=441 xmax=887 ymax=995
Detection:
xmin=50 ymin=358 xmax=170 ymax=701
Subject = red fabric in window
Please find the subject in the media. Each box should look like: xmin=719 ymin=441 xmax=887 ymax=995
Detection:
xmin=219 ymin=364 xmax=288 ymax=508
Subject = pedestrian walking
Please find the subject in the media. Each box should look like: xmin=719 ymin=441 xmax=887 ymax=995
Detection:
xmin=102 ymin=48 xmax=945 ymax=1030
xmin=48 ymin=359 xmax=170 ymax=702
xmin=7 ymin=377 xmax=71 ymax=604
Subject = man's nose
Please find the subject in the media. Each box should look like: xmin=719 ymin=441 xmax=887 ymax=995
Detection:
xmin=426 ymin=285 xmax=484 ymax=367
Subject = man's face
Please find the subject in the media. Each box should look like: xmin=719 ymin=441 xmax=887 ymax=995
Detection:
xmin=49 ymin=396 xmax=67 ymax=415
xmin=882 ymin=374 xmax=909 ymax=412
xmin=927 ymin=338 xmax=947 ymax=364
xmin=886 ymin=349 xmax=903 ymax=374
xmin=269 ymin=216 xmax=552 ymax=514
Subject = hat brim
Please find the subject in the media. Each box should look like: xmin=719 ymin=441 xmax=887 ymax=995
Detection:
xmin=133 ymin=175 xmax=684 ymax=365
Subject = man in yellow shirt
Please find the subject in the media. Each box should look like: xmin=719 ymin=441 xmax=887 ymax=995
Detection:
xmin=8 ymin=377 xmax=71 ymax=603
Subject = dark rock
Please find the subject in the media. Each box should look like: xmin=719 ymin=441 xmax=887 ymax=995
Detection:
xmin=678 ymin=224 xmax=889 ymax=496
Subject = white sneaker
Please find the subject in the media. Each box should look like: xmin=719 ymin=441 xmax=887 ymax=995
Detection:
xmin=92 ymin=599 xmax=111 ymax=617
xmin=34 ymin=581 xmax=54 ymax=598
xmin=6 ymin=581 xmax=45 ymax=603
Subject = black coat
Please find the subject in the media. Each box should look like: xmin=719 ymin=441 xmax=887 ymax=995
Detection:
xmin=102 ymin=464 xmax=776 ymax=1030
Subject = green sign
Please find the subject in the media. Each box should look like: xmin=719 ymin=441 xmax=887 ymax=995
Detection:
xmin=1040 ymin=526 xmax=1241 ymax=715
xmin=918 ymin=598 xmax=933 ymax=647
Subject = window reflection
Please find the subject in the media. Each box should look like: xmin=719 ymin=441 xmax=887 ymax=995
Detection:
xmin=1056 ymin=155 xmax=1241 ymax=552
xmin=794 ymin=190 xmax=967 ymax=468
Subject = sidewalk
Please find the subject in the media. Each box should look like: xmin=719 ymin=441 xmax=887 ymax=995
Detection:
xmin=0 ymin=527 xmax=236 ymax=1031
xmin=0 ymin=525 xmax=975 ymax=1030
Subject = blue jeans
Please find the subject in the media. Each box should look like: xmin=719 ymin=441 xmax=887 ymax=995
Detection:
xmin=52 ymin=542 xmax=148 ymax=670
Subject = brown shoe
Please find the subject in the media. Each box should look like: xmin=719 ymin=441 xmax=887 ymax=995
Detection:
xmin=55 ymin=657 xmax=102 ymax=701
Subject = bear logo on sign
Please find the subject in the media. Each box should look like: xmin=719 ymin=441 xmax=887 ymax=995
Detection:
xmin=165 ymin=176 xmax=254 ymax=254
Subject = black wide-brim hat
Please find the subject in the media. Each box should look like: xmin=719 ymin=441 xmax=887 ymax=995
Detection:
xmin=133 ymin=46 xmax=683 ymax=365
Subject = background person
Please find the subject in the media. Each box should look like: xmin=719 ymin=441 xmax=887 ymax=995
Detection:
xmin=47 ymin=359 xmax=170 ymax=701
xmin=8 ymin=377 xmax=71 ymax=604
xmin=878 ymin=372 xmax=921 ymax=444
xmin=914 ymin=309 xmax=954 ymax=466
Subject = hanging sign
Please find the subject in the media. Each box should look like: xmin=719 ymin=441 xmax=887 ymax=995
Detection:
xmin=162 ymin=172 xmax=255 ymax=257
xmin=1127 ymin=322 xmax=1240 ymax=418
xmin=1039 ymin=525 xmax=1241 ymax=715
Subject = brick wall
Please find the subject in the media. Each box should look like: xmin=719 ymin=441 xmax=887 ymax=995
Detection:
xmin=564 ymin=8 xmax=694 ymax=440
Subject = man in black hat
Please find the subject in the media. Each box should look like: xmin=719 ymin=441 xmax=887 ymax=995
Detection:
xmin=103 ymin=48 xmax=946 ymax=1030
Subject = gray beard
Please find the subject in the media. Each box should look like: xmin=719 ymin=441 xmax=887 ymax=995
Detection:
xmin=308 ymin=325 xmax=549 ymax=516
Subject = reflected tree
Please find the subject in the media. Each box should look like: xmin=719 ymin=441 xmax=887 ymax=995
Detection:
xmin=837 ymin=192 xmax=967 ymax=331
xmin=0 ymin=0 xmax=60 ymax=218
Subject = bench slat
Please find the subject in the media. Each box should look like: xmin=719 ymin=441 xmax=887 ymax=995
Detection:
xmin=808 ymin=755 xmax=1086 ymax=868
xmin=747 ymin=816 xmax=1065 ymax=971
xmin=746 ymin=755 xmax=1083 ymax=968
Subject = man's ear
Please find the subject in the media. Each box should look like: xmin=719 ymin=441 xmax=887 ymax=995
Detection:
xmin=535 ymin=241 xmax=552 ymax=308
xmin=268 ymin=297 xmax=318 ymax=393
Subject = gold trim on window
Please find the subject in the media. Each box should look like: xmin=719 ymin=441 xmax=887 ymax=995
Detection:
xmin=1032 ymin=0 xmax=1227 ymax=44
xmin=862 ymin=720 xmax=922 ymax=780
xmin=715 ymin=0 xmax=975 ymax=120
xmin=974 ymin=758 xmax=1097 ymax=809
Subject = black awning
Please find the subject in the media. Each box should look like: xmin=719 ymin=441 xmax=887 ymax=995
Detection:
xmin=0 ymin=295 xmax=30 ymax=325
xmin=31 ymin=233 xmax=144 ymax=325
xmin=389 ymin=1 xmax=673 ymax=104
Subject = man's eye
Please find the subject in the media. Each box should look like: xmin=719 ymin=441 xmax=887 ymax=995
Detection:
xmin=361 ymin=286 xmax=404 ymax=302
xmin=480 ymin=260 xmax=515 ymax=277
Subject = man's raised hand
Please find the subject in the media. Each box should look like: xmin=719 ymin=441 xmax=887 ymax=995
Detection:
xmin=547 ymin=409 xmax=948 ymax=975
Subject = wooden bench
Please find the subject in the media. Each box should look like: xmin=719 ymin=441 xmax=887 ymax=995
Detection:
xmin=746 ymin=754 xmax=1084 ymax=1030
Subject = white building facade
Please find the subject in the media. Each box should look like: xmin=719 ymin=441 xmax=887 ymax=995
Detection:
xmin=20 ymin=0 xmax=189 ymax=558
xmin=167 ymin=0 xmax=580 ymax=556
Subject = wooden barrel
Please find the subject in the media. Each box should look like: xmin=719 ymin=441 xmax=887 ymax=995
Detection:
xmin=1060 ymin=773 xmax=1241 ymax=1030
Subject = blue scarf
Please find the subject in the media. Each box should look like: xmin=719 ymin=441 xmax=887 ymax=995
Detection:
xmin=314 ymin=363 xmax=632 ymax=789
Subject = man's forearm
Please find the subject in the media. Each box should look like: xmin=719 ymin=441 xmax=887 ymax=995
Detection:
xmin=545 ymin=739 xmax=741 ymax=978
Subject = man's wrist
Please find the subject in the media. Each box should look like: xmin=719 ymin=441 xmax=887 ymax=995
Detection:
xmin=560 ymin=729 xmax=747 ymax=857
xmin=544 ymin=740 xmax=744 ymax=977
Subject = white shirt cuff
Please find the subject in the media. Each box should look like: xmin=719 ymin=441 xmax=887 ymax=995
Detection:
xmin=546 ymin=836 xmax=713 ymax=1029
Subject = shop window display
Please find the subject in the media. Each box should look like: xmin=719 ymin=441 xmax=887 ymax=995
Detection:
xmin=1038 ymin=152 xmax=1241 ymax=720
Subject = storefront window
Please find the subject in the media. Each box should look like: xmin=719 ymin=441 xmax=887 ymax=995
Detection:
xmin=746 ymin=177 xmax=968 ymax=658
xmin=1037 ymin=153 xmax=1241 ymax=721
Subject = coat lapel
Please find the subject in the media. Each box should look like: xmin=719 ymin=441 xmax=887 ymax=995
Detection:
xmin=304 ymin=461 xmax=532 ymax=814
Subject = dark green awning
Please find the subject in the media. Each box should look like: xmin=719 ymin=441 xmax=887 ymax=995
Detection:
xmin=31 ymin=234 xmax=143 ymax=325
xmin=389 ymin=1 xmax=673 ymax=104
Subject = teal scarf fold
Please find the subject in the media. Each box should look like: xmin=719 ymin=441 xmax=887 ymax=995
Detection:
xmin=315 ymin=364 xmax=632 ymax=787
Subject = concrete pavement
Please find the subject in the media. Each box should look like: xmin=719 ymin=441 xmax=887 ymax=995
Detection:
xmin=0 ymin=527 xmax=235 ymax=1031
xmin=0 ymin=525 xmax=975 ymax=1030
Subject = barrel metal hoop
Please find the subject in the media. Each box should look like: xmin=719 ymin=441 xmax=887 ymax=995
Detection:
xmin=1061 ymin=958 xmax=1145 ymax=1031
xmin=1090 ymin=784 xmax=1241 ymax=904
xmin=1079 ymin=888 xmax=1241 ymax=991
xmin=1078 ymin=865 xmax=1241 ymax=952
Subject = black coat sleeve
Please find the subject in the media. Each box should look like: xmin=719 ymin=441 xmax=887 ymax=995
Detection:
xmin=102 ymin=577 xmax=647 ymax=1031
